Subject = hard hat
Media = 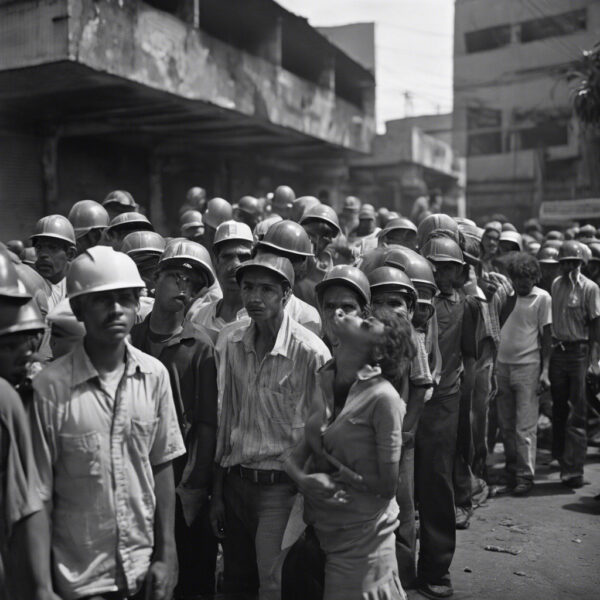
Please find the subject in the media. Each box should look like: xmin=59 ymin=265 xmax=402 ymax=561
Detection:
xmin=524 ymin=218 xmax=542 ymax=233
xmin=542 ymin=239 xmax=563 ymax=251
xmin=565 ymin=227 xmax=579 ymax=240
xmin=272 ymin=185 xmax=295 ymax=209
xmin=120 ymin=231 xmax=166 ymax=256
xmin=21 ymin=247 xmax=36 ymax=266
xmin=6 ymin=240 xmax=24 ymax=257
xmin=214 ymin=220 xmax=254 ymax=247
xmin=180 ymin=210 xmax=203 ymax=229
xmin=292 ymin=196 xmax=321 ymax=222
xmin=457 ymin=221 xmax=484 ymax=243
xmin=300 ymin=204 xmax=341 ymax=234
xmin=578 ymin=224 xmax=597 ymax=239
xmin=316 ymin=265 xmax=371 ymax=307
xmin=186 ymin=186 xmax=206 ymax=202
xmin=31 ymin=215 xmax=76 ymax=246
xmin=537 ymin=246 xmax=559 ymax=264
xmin=0 ymin=246 xmax=31 ymax=302
xmin=67 ymin=245 xmax=145 ymax=299
xmin=204 ymin=197 xmax=233 ymax=229
xmin=358 ymin=247 xmax=389 ymax=276
xmin=106 ymin=212 xmax=154 ymax=234
xmin=237 ymin=195 xmax=261 ymax=215
xmin=558 ymin=240 xmax=586 ymax=262
xmin=235 ymin=252 xmax=295 ymax=288
xmin=454 ymin=217 xmax=476 ymax=228
xmin=0 ymin=298 xmax=45 ymax=337
xmin=358 ymin=204 xmax=376 ymax=220
xmin=378 ymin=217 xmax=418 ymax=238
xmin=545 ymin=230 xmax=564 ymax=241
xmin=484 ymin=221 xmax=502 ymax=235
xmin=588 ymin=242 xmax=600 ymax=263
xmin=343 ymin=196 xmax=361 ymax=213
xmin=257 ymin=220 xmax=313 ymax=257
xmin=47 ymin=298 xmax=86 ymax=339
xmin=580 ymin=243 xmax=592 ymax=264
xmin=159 ymin=238 xmax=215 ymax=285
xmin=102 ymin=190 xmax=137 ymax=209
xmin=502 ymin=222 xmax=517 ymax=232
xmin=254 ymin=214 xmax=282 ymax=240
xmin=68 ymin=200 xmax=110 ymax=239
xmin=417 ymin=213 xmax=459 ymax=248
xmin=368 ymin=266 xmax=418 ymax=307
xmin=499 ymin=230 xmax=523 ymax=251
xmin=421 ymin=236 xmax=464 ymax=265
xmin=384 ymin=246 xmax=437 ymax=293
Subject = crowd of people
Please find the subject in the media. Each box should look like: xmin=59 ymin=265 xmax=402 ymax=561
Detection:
xmin=1 ymin=184 xmax=599 ymax=600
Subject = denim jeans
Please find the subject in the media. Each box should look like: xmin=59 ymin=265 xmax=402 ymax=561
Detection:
xmin=415 ymin=392 xmax=459 ymax=585
xmin=550 ymin=345 xmax=589 ymax=479
xmin=496 ymin=360 xmax=540 ymax=481
xmin=222 ymin=470 xmax=296 ymax=600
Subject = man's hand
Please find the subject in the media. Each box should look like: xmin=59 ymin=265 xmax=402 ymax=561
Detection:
xmin=144 ymin=560 xmax=174 ymax=600
xmin=298 ymin=472 xmax=338 ymax=500
xmin=209 ymin=495 xmax=226 ymax=540
xmin=539 ymin=368 xmax=551 ymax=392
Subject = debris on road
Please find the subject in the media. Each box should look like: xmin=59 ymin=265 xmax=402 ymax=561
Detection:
xmin=464 ymin=567 xmax=472 ymax=573
xmin=514 ymin=571 xmax=527 ymax=577
xmin=484 ymin=544 xmax=522 ymax=555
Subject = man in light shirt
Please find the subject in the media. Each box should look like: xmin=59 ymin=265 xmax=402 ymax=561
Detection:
xmin=209 ymin=253 xmax=330 ymax=600
xmin=30 ymin=246 xmax=185 ymax=600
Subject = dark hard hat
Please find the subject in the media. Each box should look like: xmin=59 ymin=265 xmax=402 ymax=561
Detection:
xmin=300 ymin=204 xmax=341 ymax=234
xmin=204 ymin=197 xmax=233 ymax=229
xmin=384 ymin=246 xmax=437 ymax=292
xmin=0 ymin=245 xmax=31 ymax=303
xmin=121 ymin=231 xmax=166 ymax=256
xmin=292 ymin=196 xmax=321 ymax=223
xmin=502 ymin=222 xmax=517 ymax=232
xmin=0 ymin=298 xmax=45 ymax=337
xmin=68 ymin=200 xmax=110 ymax=239
xmin=316 ymin=265 xmax=371 ymax=307
xmin=542 ymin=239 xmax=563 ymax=250
xmin=31 ymin=215 xmax=76 ymax=246
xmin=6 ymin=240 xmax=25 ymax=257
xmin=537 ymin=246 xmax=560 ymax=264
xmin=368 ymin=266 xmax=417 ymax=307
xmin=106 ymin=212 xmax=154 ymax=234
xmin=421 ymin=236 xmax=464 ymax=265
xmin=238 ymin=195 xmax=261 ymax=215
xmin=235 ymin=252 xmax=294 ymax=288
xmin=558 ymin=240 xmax=585 ymax=262
xmin=273 ymin=185 xmax=295 ymax=208
xmin=379 ymin=217 xmax=418 ymax=238
xmin=102 ymin=190 xmax=137 ymax=209
xmin=358 ymin=204 xmax=376 ymax=220
xmin=180 ymin=210 xmax=203 ymax=228
xmin=343 ymin=196 xmax=361 ymax=212
xmin=159 ymin=238 xmax=215 ymax=286
xmin=417 ymin=213 xmax=459 ymax=248
xmin=186 ymin=187 xmax=206 ymax=201
xmin=258 ymin=220 xmax=313 ymax=257
xmin=545 ymin=230 xmax=564 ymax=241
xmin=578 ymin=224 xmax=597 ymax=239
xmin=524 ymin=218 xmax=542 ymax=233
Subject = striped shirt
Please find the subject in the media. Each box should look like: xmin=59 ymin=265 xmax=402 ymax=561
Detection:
xmin=216 ymin=311 xmax=331 ymax=470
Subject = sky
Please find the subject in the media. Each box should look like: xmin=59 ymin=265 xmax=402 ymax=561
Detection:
xmin=277 ymin=0 xmax=454 ymax=132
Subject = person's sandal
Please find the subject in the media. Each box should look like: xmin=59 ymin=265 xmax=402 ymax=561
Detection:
xmin=512 ymin=480 xmax=533 ymax=496
xmin=418 ymin=581 xmax=454 ymax=598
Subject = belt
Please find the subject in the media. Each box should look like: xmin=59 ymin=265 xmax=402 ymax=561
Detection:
xmin=552 ymin=339 xmax=589 ymax=351
xmin=226 ymin=465 xmax=292 ymax=485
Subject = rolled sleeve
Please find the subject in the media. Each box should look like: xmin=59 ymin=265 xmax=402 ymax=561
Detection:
xmin=150 ymin=369 xmax=186 ymax=466
xmin=372 ymin=394 xmax=405 ymax=465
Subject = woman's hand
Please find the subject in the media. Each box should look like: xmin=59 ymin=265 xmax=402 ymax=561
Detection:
xmin=298 ymin=472 xmax=338 ymax=500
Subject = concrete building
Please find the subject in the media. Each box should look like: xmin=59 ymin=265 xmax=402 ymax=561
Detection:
xmin=349 ymin=113 xmax=466 ymax=216
xmin=0 ymin=0 xmax=375 ymax=240
xmin=453 ymin=0 xmax=600 ymax=226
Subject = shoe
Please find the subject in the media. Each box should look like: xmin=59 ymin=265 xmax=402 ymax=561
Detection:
xmin=562 ymin=475 xmax=585 ymax=489
xmin=418 ymin=581 xmax=454 ymax=598
xmin=512 ymin=480 xmax=533 ymax=496
xmin=455 ymin=506 xmax=473 ymax=530
xmin=472 ymin=479 xmax=490 ymax=507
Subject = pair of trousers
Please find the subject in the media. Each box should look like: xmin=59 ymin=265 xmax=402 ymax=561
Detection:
xmin=395 ymin=444 xmax=416 ymax=588
xmin=550 ymin=345 xmax=589 ymax=478
xmin=471 ymin=357 xmax=494 ymax=479
xmin=496 ymin=360 xmax=540 ymax=480
xmin=174 ymin=494 xmax=218 ymax=596
xmin=415 ymin=392 xmax=460 ymax=585
xmin=221 ymin=470 xmax=296 ymax=600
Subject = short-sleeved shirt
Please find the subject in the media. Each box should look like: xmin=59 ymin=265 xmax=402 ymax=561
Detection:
xmin=185 ymin=280 xmax=224 ymax=322
xmin=30 ymin=341 xmax=186 ymax=600
xmin=304 ymin=364 xmax=404 ymax=530
xmin=216 ymin=311 xmax=331 ymax=470
xmin=0 ymin=379 xmax=44 ymax=600
xmin=498 ymin=286 xmax=552 ymax=364
xmin=551 ymin=272 xmax=600 ymax=341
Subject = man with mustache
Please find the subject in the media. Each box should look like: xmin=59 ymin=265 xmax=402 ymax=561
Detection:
xmin=130 ymin=239 xmax=219 ymax=598
xmin=29 ymin=246 xmax=186 ymax=600
xmin=209 ymin=252 xmax=330 ymax=600
xmin=30 ymin=215 xmax=77 ymax=313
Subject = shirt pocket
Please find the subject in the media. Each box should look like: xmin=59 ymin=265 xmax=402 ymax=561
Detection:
xmin=59 ymin=431 xmax=102 ymax=478
xmin=130 ymin=418 xmax=159 ymax=457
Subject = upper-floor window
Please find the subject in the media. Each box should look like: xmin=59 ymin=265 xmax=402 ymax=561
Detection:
xmin=465 ymin=24 xmax=511 ymax=53
xmin=467 ymin=106 xmax=502 ymax=130
xmin=520 ymin=9 xmax=586 ymax=43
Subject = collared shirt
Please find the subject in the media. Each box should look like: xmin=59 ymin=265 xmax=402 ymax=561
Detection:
xmin=216 ymin=311 xmax=330 ymax=470
xmin=30 ymin=341 xmax=185 ymax=600
xmin=0 ymin=379 xmax=44 ymax=600
xmin=130 ymin=318 xmax=218 ymax=488
xmin=186 ymin=280 xmax=224 ymax=322
xmin=551 ymin=272 xmax=600 ymax=342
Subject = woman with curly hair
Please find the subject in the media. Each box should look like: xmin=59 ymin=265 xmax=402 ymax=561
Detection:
xmin=285 ymin=307 xmax=415 ymax=600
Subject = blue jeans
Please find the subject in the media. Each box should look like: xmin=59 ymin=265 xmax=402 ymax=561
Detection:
xmin=496 ymin=361 xmax=540 ymax=481
xmin=550 ymin=344 xmax=589 ymax=479
xmin=222 ymin=470 xmax=296 ymax=600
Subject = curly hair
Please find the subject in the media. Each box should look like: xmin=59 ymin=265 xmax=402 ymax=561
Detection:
xmin=507 ymin=251 xmax=541 ymax=282
xmin=371 ymin=306 xmax=416 ymax=388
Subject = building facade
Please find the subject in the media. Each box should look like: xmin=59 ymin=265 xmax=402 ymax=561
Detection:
xmin=453 ymin=0 xmax=600 ymax=226
xmin=0 ymin=0 xmax=375 ymax=239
